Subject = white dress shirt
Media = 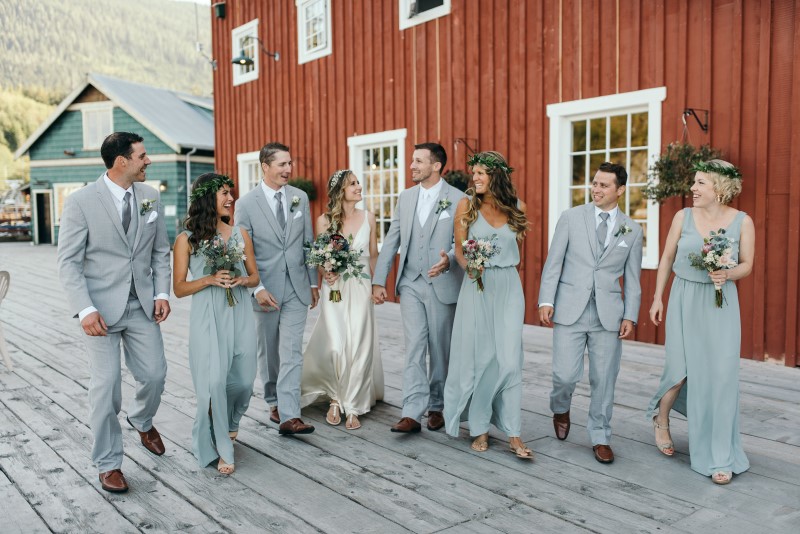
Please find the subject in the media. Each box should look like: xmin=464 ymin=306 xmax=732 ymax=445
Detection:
xmin=78 ymin=175 xmax=168 ymax=321
xmin=416 ymin=178 xmax=444 ymax=227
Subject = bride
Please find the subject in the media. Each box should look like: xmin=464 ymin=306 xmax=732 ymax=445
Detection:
xmin=301 ymin=169 xmax=384 ymax=429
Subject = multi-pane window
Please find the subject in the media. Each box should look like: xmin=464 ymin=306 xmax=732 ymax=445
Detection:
xmin=81 ymin=104 xmax=113 ymax=150
xmin=569 ymin=111 xmax=650 ymax=248
xmin=348 ymin=129 xmax=407 ymax=247
xmin=232 ymin=20 xmax=259 ymax=86
xmin=546 ymin=87 xmax=666 ymax=268
xmin=236 ymin=151 xmax=261 ymax=196
xmin=297 ymin=0 xmax=332 ymax=64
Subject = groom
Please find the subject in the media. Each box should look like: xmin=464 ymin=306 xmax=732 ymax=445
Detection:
xmin=373 ymin=142 xmax=465 ymax=433
xmin=58 ymin=132 xmax=171 ymax=493
xmin=538 ymin=161 xmax=643 ymax=464
xmin=235 ymin=141 xmax=319 ymax=436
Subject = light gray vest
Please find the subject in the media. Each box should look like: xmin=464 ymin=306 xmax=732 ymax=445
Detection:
xmin=404 ymin=212 xmax=434 ymax=283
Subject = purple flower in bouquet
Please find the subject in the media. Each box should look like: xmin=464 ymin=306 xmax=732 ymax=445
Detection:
xmin=304 ymin=232 xmax=369 ymax=302
xmin=462 ymin=234 xmax=501 ymax=292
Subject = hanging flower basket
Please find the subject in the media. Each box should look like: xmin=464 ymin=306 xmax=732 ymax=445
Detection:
xmin=645 ymin=143 xmax=722 ymax=204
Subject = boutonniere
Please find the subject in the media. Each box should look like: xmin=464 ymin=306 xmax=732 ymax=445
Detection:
xmin=614 ymin=224 xmax=632 ymax=237
xmin=290 ymin=196 xmax=300 ymax=212
xmin=435 ymin=199 xmax=452 ymax=214
xmin=139 ymin=199 xmax=155 ymax=216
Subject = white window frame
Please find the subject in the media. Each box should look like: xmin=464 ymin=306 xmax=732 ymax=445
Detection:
xmin=80 ymin=102 xmax=114 ymax=150
xmin=546 ymin=87 xmax=666 ymax=269
xmin=347 ymin=128 xmax=407 ymax=249
xmin=236 ymin=151 xmax=262 ymax=196
xmin=232 ymin=19 xmax=259 ymax=86
xmin=296 ymin=0 xmax=332 ymax=64
xmin=399 ymin=0 xmax=451 ymax=30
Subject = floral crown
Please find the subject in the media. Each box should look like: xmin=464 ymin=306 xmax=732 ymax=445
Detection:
xmin=467 ymin=153 xmax=514 ymax=175
xmin=189 ymin=175 xmax=235 ymax=203
xmin=692 ymin=161 xmax=742 ymax=180
xmin=329 ymin=169 xmax=350 ymax=189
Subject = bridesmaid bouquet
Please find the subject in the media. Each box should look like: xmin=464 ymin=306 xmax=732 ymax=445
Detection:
xmin=462 ymin=235 xmax=501 ymax=292
xmin=304 ymin=233 xmax=369 ymax=302
xmin=196 ymin=234 xmax=246 ymax=307
xmin=688 ymin=229 xmax=737 ymax=308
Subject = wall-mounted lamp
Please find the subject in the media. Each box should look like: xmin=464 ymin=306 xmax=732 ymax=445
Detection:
xmin=159 ymin=181 xmax=168 ymax=193
xmin=212 ymin=1 xmax=226 ymax=19
xmin=232 ymin=35 xmax=280 ymax=65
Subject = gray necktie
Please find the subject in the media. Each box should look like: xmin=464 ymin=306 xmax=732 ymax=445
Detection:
xmin=275 ymin=191 xmax=286 ymax=229
xmin=597 ymin=212 xmax=609 ymax=250
xmin=122 ymin=191 xmax=132 ymax=233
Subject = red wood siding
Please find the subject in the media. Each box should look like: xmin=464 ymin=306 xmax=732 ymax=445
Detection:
xmin=212 ymin=0 xmax=800 ymax=365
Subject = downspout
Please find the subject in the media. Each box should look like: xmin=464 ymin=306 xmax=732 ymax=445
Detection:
xmin=185 ymin=147 xmax=198 ymax=210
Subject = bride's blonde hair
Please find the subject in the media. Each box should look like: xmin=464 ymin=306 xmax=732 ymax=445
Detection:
xmin=324 ymin=169 xmax=353 ymax=232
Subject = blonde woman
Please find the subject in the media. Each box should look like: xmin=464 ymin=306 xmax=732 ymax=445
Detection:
xmin=300 ymin=170 xmax=384 ymax=430
xmin=648 ymin=160 xmax=754 ymax=485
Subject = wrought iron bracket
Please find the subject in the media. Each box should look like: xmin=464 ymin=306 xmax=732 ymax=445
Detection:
xmin=683 ymin=108 xmax=709 ymax=132
xmin=454 ymin=138 xmax=479 ymax=155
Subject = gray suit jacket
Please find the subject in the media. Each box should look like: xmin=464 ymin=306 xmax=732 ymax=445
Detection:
xmin=373 ymin=181 xmax=465 ymax=305
xmin=538 ymin=203 xmax=643 ymax=331
xmin=57 ymin=176 xmax=171 ymax=325
xmin=235 ymin=184 xmax=316 ymax=309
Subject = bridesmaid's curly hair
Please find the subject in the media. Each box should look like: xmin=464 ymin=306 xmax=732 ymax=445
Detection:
xmin=462 ymin=151 xmax=528 ymax=240
xmin=184 ymin=173 xmax=232 ymax=251
xmin=324 ymin=169 xmax=354 ymax=232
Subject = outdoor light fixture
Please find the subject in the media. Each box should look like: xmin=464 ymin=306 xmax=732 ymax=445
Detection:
xmin=159 ymin=181 xmax=168 ymax=192
xmin=232 ymin=35 xmax=280 ymax=65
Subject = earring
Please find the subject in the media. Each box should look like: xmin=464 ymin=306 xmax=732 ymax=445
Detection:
xmin=716 ymin=194 xmax=723 ymax=204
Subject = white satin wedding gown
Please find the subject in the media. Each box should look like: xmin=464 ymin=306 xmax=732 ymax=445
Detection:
xmin=301 ymin=213 xmax=384 ymax=416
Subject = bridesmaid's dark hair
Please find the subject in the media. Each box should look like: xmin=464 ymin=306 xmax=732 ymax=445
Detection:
xmin=184 ymin=173 xmax=232 ymax=252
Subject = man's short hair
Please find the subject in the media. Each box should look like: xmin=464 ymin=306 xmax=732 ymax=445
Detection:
xmin=259 ymin=141 xmax=291 ymax=166
xmin=414 ymin=142 xmax=447 ymax=173
xmin=100 ymin=132 xmax=144 ymax=169
xmin=598 ymin=161 xmax=628 ymax=187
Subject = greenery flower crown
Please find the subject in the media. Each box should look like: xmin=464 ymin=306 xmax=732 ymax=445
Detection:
xmin=467 ymin=153 xmax=514 ymax=175
xmin=692 ymin=161 xmax=742 ymax=180
xmin=189 ymin=175 xmax=235 ymax=203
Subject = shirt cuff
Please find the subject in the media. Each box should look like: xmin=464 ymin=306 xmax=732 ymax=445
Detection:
xmin=154 ymin=293 xmax=169 ymax=301
xmin=539 ymin=303 xmax=554 ymax=308
xmin=310 ymin=285 xmax=318 ymax=289
xmin=78 ymin=306 xmax=98 ymax=322
xmin=254 ymin=285 xmax=266 ymax=296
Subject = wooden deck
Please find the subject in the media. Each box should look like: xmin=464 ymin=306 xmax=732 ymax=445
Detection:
xmin=0 ymin=241 xmax=798 ymax=534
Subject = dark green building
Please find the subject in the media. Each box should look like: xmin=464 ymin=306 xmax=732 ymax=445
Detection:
xmin=15 ymin=73 xmax=214 ymax=244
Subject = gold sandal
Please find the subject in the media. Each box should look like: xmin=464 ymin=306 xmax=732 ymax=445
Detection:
xmin=470 ymin=434 xmax=489 ymax=452
xmin=345 ymin=414 xmax=361 ymax=430
xmin=217 ymin=459 xmax=235 ymax=475
xmin=652 ymin=415 xmax=674 ymax=456
xmin=712 ymin=471 xmax=732 ymax=485
xmin=326 ymin=402 xmax=342 ymax=426
xmin=508 ymin=438 xmax=534 ymax=460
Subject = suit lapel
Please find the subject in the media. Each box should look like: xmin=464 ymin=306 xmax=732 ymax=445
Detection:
xmin=402 ymin=186 xmax=421 ymax=243
xmin=96 ymin=176 xmax=128 ymax=243
xmin=427 ymin=182 xmax=449 ymax=236
xmin=599 ymin=211 xmax=627 ymax=263
xmin=583 ymin=203 xmax=599 ymax=260
xmin=131 ymin=183 xmax=146 ymax=252
xmin=254 ymin=187 xmax=284 ymax=242
xmin=283 ymin=187 xmax=295 ymax=239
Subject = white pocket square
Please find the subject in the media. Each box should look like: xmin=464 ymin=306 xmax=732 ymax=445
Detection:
xmin=438 ymin=210 xmax=451 ymax=220
xmin=147 ymin=211 xmax=158 ymax=223
xmin=293 ymin=210 xmax=302 ymax=219
xmin=617 ymin=241 xmax=628 ymax=248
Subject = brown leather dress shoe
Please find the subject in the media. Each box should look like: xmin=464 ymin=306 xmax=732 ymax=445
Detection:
xmin=99 ymin=469 xmax=129 ymax=493
xmin=390 ymin=417 xmax=421 ymax=433
xmin=269 ymin=406 xmax=280 ymax=424
xmin=427 ymin=411 xmax=445 ymax=431
xmin=593 ymin=444 xmax=615 ymax=464
xmin=127 ymin=417 xmax=165 ymax=456
xmin=553 ymin=411 xmax=570 ymax=440
xmin=279 ymin=418 xmax=315 ymax=435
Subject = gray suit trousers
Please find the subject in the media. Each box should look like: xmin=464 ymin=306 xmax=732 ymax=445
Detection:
xmin=82 ymin=299 xmax=167 ymax=472
xmin=255 ymin=275 xmax=308 ymax=420
xmin=550 ymin=297 xmax=622 ymax=446
xmin=398 ymin=275 xmax=456 ymax=421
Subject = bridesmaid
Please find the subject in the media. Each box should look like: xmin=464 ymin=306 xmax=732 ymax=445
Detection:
xmin=173 ymin=174 xmax=260 ymax=474
xmin=648 ymin=160 xmax=754 ymax=484
xmin=443 ymin=151 xmax=532 ymax=459
xmin=300 ymin=170 xmax=384 ymax=430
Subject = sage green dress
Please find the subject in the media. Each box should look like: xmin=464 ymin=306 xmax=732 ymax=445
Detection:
xmin=647 ymin=208 xmax=749 ymax=476
xmin=186 ymin=228 xmax=257 ymax=468
xmin=443 ymin=212 xmax=525 ymax=438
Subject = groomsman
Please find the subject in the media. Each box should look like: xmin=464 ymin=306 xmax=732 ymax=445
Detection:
xmin=235 ymin=141 xmax=319 ymax=435
xmin=373 ymin=142 xmax=465 ymax=433
xmin=58 ymin=132 xmax=171 ymax=493
xmin=538 ymin=162 xmax=643 ymax=464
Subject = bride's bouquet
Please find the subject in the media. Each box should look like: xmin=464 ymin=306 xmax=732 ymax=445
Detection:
xmin=462 ymin=235 xmax=501 ymax=292
xmin=196 ymin=234 xmax=246 ymax=307
xmin=688 ymin=228 xmax=737 ymax=308
xmin=304 ymin=233 xmax=369 ymax=302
